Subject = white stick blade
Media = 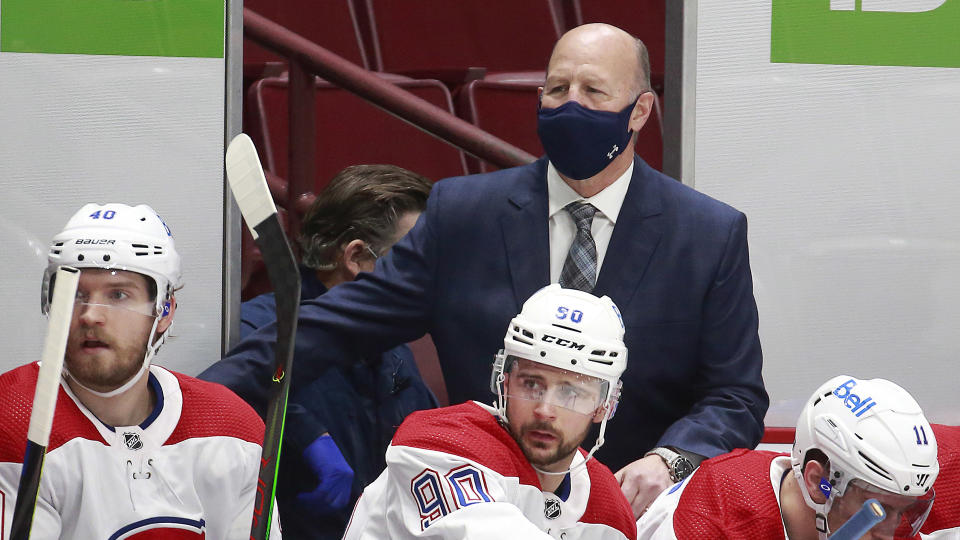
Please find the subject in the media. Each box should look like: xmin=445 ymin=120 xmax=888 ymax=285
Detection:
xmin=28 ymin=266 xmax=80 ymax=446
xmin=226 ymin=133 xmax=278 ymax=239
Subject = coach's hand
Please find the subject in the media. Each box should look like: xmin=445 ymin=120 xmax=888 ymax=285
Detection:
xmin=615 ymin=454 xmax=672 ymax=519
xmin=295 ymin=433 xmax=354 ymax=514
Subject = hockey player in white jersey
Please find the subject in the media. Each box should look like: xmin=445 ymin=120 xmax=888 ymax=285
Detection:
xmin=636 ymin=375 xmax=939 ymax=540
xmin=343 ymin=284 xmax=636 ymax=539
xmin=0 ymin=203 xmax=280 ymax=539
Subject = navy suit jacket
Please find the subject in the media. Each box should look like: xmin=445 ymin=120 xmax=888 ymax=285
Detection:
xmin=204 ymin=156 xmax=768 ymax=471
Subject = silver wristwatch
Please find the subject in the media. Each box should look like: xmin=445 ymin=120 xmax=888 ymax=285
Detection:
xmin=645 ymin=447 xmax=695 ymax=483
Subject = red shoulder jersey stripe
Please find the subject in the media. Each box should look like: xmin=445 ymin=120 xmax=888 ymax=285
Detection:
xmin=391 ymin=402 xmax=541 ymax=488
xmin=0 ymin=363 xmax=106 ymax=463
xmin=165 ymin=373 xmax=265 ymax=446
xmin=580 ymin=454 xmax=637 ymax=539
xmin=923 ymin=424 xmax=960 ymax=534
xmin=674 ymin=449 xmax=787 ymax=540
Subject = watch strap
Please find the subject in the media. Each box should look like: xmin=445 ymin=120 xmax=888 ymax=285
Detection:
xmin=645 ymin=447 xmax=691 ymax=482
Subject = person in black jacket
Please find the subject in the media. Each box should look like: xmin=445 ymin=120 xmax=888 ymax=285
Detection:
xmin=203 ymin=164 xmax=437 ymax=539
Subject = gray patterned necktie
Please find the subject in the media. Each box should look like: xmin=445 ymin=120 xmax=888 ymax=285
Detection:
xmin=559 ymin=201 xmax=598 ymax=292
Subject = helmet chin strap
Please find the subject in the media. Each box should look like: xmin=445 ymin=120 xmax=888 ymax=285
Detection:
xmin=793 ymin=468 xmax=835 ymax=540
xmin=64 ymin=315 xmax=166 ymax=399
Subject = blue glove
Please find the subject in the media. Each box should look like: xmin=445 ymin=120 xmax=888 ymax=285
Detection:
xmin=294 ymin=433 xmax=354 ymax=514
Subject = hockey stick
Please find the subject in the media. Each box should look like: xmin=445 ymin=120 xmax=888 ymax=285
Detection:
xmin=225 ymin=133 xmax=301 ymax=540
xmin=10 ymin=266 xmax=80 ymax=540
xmin=828 ymin=498 xmax=886 ymax=540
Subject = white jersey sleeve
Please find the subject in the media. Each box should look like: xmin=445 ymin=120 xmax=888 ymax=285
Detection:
xmin=346 ymin=444 xmax=553 ymax=540
xmin=921 ymin=530 xmax=960 ymax=539
xmin=225 ymin=438 xmax=282 ymax=540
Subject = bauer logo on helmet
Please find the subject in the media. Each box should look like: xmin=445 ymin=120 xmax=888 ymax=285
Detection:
xmin=75 ymin=239 xmax=116 ymax=245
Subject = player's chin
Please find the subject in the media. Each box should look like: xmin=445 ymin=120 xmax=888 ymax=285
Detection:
xmin=526 ymin=449 xmax=567 ymax=471
xmin=522 ymin=439 xmax=562 ymax=465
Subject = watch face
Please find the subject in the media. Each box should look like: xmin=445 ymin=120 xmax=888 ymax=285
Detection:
xmin=674 ymin=458 xmax=695 ymax=481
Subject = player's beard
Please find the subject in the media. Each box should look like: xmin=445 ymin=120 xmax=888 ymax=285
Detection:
xmin=510 ymin=419 xmax=591 ymax=470
xmin=65 ymin=326 xmax=151 ymax=392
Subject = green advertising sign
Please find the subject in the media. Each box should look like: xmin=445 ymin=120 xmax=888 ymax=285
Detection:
xmin=771 ymin=0 xmax=960 ymax=68
xmin=0 ymin=0 xmax=224 ymax=58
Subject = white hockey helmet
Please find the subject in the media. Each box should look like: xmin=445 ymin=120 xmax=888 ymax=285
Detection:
xmin=41 ymin=203 xmax=183 ymax=398
xmin=491 ymin=285 xmax=627 ymax=467
xmin=498 ymin=284 xmax=626 ymax=391
xmin=791 ymin=375 xmax=939 ymax=537
xmin=42 ymin=203 xmax=183 ymax=317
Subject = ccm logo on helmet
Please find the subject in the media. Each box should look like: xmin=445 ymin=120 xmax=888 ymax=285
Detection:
xmin=541 ymin=335 xmax=585 ymax=350
xmin=832 ymin=379 xmax=878 ymax=417
xmin=75 ymin=239 xmax=116 ymax=245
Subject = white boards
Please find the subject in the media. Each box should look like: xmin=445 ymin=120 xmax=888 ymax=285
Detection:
xmin=684 ymin=1 xmax=960 ymax=427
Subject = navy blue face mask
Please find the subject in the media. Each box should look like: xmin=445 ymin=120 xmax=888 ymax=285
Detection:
xmin=536 ymin=97 xmax=639 ymax=181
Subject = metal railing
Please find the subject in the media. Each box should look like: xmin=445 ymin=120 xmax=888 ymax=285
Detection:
xmin=242 ymin=8 xmax=537 ymax=220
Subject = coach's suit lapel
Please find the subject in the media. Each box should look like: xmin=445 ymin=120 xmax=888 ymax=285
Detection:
xmin=595 ymin=157 xmax=663 ymax=307
xmin=502 ymin=159 xmax=551 ymax=309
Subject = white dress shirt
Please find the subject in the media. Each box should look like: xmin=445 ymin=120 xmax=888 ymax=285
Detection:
xmin=547 ymin=160 xmax=634 ymax=284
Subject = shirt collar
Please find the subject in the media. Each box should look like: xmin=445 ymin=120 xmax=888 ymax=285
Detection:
xmin=547 ymin=160 xmax=634 ymax=223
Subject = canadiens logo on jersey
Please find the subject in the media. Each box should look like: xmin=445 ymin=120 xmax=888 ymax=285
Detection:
xmin=109 ymin=517 xmax=206 ymax=539
xmin=123 ymin=432 xmax=144 ymax=450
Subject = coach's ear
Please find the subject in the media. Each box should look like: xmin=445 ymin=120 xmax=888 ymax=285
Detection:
xmin=802 ymin=460 xmax=829 ymax=504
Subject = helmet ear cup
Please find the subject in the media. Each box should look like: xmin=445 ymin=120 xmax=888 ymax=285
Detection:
xmin=604 ymin=380 xmax=623 ymax=420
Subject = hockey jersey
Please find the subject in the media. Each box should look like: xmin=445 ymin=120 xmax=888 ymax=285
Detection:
xmin=0 ymin=363 xmax=281 ymax=539
xmin=343 ymin=401 xmax=635 ymax=539
xmin=921 ymin=424 xmax=960 ymax=539
xmin=638 ymin=441 xmax=959 ymax=540
xmin=636 ymin=449 xmax=790 ymax=540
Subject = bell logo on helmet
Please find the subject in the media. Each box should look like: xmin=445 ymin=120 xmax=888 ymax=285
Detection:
xmin=832 ymin=379 xmax=878 ymax=417
xmin=75 ymin=239 xmax=116 ymax=245
xmin=541 ymin=334 xmax=585 ymax=350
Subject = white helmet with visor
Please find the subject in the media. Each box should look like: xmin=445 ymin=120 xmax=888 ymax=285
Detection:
xmin=41 ymin=203 xmax=183 ymax=397
xmin=490 ymin=284 xmax=627 ymax=468
xmin=791 ymin=375 xmax=939 ymax=539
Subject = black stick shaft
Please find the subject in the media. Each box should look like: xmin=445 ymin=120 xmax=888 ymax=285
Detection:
xmin=248 ymin=215 xmax=300 ymax=540
xmin=10 ymin=442 xmax=46 ymax=540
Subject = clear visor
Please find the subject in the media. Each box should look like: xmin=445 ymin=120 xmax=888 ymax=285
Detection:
xmin=503 ymin=356 xmax=608 ymax=416
xmin=833 ymin=478 xmax=935 ymax=538
xmin=74 ymin=291 xmax=158 ymax=318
